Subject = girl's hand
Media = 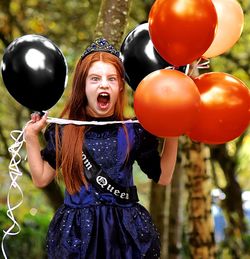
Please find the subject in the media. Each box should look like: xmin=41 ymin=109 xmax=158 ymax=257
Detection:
xmin=24 ymin=112 xmax=48 ymax=140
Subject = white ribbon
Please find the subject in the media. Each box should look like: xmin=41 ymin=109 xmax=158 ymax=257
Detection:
xmin=1 ymin=127 xmax=26 ymax=259
xmin=188 ymin=58 xmax=210 ymax=77
xmin=46 ymin=117 xmax=139 ymax=125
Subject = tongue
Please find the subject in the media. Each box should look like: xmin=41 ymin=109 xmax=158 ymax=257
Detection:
xmin=98 ymin=96 xmax=109 ymax=105
xmin=98 ymin=96 xmax=109 ymax=108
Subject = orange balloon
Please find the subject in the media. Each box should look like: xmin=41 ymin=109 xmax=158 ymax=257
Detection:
xmin=148 ymin=0 xmax=217 ymax=66
xmin=187 ymin=72 xmax=250 ymax=144
xmin=134 ymin=70 xmax=201 ymax=137
xmin=203 ymin=0 xmax=244 ymax=58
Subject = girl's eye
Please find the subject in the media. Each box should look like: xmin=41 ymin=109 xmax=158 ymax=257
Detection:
xmin=91 ymin=76 xmax=100 ymax=81
xmin=109 ymin=77 xmax=117 ymax=82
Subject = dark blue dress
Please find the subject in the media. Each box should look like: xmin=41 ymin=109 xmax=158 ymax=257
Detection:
xmin=41 ymin=117 xmax=161 ymax=259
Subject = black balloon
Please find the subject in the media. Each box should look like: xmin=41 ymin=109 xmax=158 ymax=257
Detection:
xmin=1 ymin=34 xmax=68 ymax=111
xmin=120 ymin=23 xmax=186 ymax=90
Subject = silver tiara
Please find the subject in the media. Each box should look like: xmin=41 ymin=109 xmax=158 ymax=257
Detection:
xmin=81 ymin=38 xmax=120 ymax=59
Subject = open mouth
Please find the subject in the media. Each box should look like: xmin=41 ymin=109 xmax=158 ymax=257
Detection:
xmin=97 ymin=92 xmax=110 ymax=109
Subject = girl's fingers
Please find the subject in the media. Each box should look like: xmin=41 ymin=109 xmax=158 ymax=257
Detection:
xmin=31 ymin=112 xmax=40 ymax=121
xmin=31 ymin=111 xmax=48 ymax=122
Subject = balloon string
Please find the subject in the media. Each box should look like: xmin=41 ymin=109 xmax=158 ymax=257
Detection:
xmin=185 ymin=64 xmax=190 ymax=75
xmin=196 ymin=58 xmax=210 ymax=70
xmin=164 ymin=66 xmax=175 ymax=70
xmin=188 ymin=58 xmax=210 ymax=77
xmin=46 ymin=117 xmax=139 ymax=125
xmin=1 ymin=122 xmax=31 ymax=259
xmin=164 ymin=65 xmax=185 ymax=72
xmin=165 ymin=64 xmax=193 ymax=75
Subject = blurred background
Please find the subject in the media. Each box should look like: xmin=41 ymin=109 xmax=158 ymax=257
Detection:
xmin=1 ymin=0 xmax=250 ymax=258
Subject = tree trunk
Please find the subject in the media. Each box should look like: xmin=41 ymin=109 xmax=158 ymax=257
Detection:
xmin=149 ymin=181 xmax=170 ymax=259
xmin=183 ymin=138 xmax=216 ymax=259
xmin=94 ymin=0 xmax=132 ymax=46
xmin=168 ymin=149 xmax=185 ymax=259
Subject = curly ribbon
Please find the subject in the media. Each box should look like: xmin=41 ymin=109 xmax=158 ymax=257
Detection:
xmin=196 ymin=58 xmax=210 ymax=70
xmin=1 ymin=127 xmax=27 ymax=259
xmin=164 ymin=64 xmax=191 ymax=76
xmin=188 ymin=58 xmax=210 ymax=77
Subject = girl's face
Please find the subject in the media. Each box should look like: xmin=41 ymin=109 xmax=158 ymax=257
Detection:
xmin=85 ymin=61 xmax=122 ymax=117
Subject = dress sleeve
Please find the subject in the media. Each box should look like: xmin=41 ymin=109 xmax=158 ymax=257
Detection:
xmin=133 ymin=123 xmax=161 ymax=183
xmin=40 ymin=123 xmax=58 ymax=169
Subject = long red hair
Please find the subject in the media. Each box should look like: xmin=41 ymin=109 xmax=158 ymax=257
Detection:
xmin=57 ymin=52 xmax=127 ymax=194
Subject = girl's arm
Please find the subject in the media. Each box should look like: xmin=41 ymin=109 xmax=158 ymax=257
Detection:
xmin=24 ymin=113 xmax=56 ymax=187
xmin=158 ymin=137 xmax=178 ymax=186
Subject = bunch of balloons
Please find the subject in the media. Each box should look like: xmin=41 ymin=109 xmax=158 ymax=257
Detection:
xmin=120 ymin=23 xmax=186 ymax=90
xmin=148 ymin=0 xmax=244 ymax=66
xmin=121 ymin=0 xmax=249 ymax=144
xmin=1 ymin=34 xmax=68 ymax=111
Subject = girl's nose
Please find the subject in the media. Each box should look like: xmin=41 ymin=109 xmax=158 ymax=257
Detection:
xmin=99 ymin=79 xmax=110 ymax=88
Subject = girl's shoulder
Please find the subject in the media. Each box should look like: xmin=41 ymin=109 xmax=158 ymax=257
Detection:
xmin=43 ymin=123 xmax=64 ymax=141
xmin=126 ymin=118 xmax=158 ymax=146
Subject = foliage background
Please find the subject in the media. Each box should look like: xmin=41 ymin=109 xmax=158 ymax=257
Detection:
xmin=0 ymin=0 xmax=250 ymax=258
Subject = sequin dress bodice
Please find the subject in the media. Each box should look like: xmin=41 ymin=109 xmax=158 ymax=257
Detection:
xmin=85 ymin=124 xmax=131 ymax=186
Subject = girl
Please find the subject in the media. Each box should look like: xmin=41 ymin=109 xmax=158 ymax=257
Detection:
xmin=24 ymin=38 xmax=178 ymax=259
